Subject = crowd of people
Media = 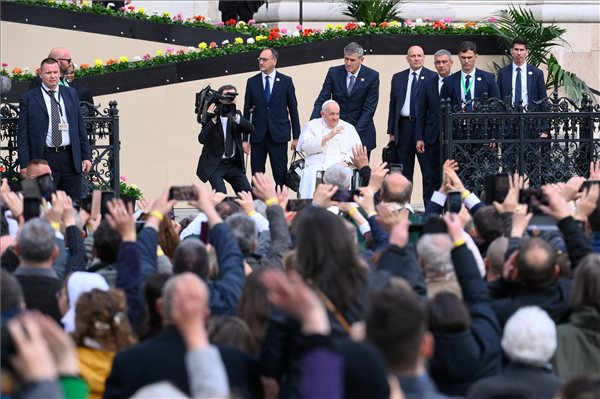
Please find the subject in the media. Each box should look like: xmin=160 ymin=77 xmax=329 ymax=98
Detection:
xmin=1 ymin=151 xmax=600 ymax=398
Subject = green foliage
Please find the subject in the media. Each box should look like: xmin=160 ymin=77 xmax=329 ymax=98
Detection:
xmin=490 ymin=4 xmax=595 ymax=102
xmin=341 ymin=0 xmax=403 ymax=24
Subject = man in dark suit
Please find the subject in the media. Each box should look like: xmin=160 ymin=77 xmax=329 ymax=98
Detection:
xmin=219 ymin=1 xmax=264 ymax=22
xmin=65 ymin=63 xmax=94 ymax=105
xmin=310 ymin=42 xmax=379 ymax=155
xmin=387 ymin=45 xmax=436 ymax=201
xmin=196 ymin=84 xmax=253 ymax=194
xmin=244 ymin=48 xmax=301 ymax=187
xmin=18 ymin=58 xmax=92 ymax=201
xmin=497 ymin=37 xmax=548 ymax=179
xmin=440 ymin=41 xmax=500 ymax=113
xmin=104 ymin=272 xmax=263 ymax=399
xmin=415 ymin=49 xmax=454 ymax=205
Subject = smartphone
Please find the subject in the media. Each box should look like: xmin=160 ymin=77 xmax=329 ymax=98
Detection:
xmin=388 ymin=163 xmax=403 ymax=174
xmin=91 ymin=190 xmax=102 ymax=220
xmin=199 ymin=220 xmax=210 ymax=244
xmin=286 ymin=199 xmax=313 ymax=212
xmin=446 ymin=190 xmax=462 ymax=213
xmin=332 ymin=189 xmax=360 ymax=202
xmin=36 ymin=173 xmax=55 ymax=201
xmin=80 ymin=195 xmax=93 ymax=213
xmin=579 ymin=180 xmax=600 ymax=192
xmin=21 ymin=179 xmax=41 ymax=199
xmin=315 ymin=170 xmax=324 ymax=187
xmin=169 ymin=186 xmax=197 ymax=201
xmin=100 ymin=191 xmax=115 ymax=217
xmin=23 ymin=197 xmax=41 ymax=221
xmin=519 ymin=188 xmax=548 ymax=215
xmin=422 ymin=216 xmax=448 ymax=234
xmin=494 ymin=174 xmax=509 ymax=204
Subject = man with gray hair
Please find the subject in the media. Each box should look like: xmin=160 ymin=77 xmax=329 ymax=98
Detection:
xmin=416 ymin=233 xmax=461 ymax=299
xmin=415 ymin=49 xmax=454 ymax=205
xmin=323 ymin=163 xmax=353 ymax=189
xmin=467 ymin=306 xmax=561 ymax=399
xmin=298 ymin=100 xmax=362 ymax=198
xmin=310 ymin=42 xmax=380 ymax=156
xmin=13 ymin=218 xmax=62 ymax=322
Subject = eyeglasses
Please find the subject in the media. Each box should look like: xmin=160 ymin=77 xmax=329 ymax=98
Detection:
xmin=57 ymin=58 xmax=72 ymax=64
xmin=257 ymin=57 xmax=273 ymax=62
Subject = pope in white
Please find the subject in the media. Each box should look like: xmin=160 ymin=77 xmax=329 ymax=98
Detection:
xmin=297 ymin=100 xmax=363 ymax=198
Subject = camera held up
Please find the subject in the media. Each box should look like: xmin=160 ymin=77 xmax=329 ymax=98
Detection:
xmin=195 ymin=85 xmax=238 ymax=125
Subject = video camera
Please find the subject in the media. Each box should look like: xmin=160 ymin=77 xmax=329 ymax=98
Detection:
xmin=195 ymin=85 xmax=238 ymax=125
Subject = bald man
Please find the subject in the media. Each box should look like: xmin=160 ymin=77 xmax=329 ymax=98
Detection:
xmin=387 ymin=45 xmax=436 ymax=203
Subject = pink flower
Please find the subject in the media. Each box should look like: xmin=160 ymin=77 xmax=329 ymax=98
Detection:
xmin=166 ymin=47 xmax=174 ymax=53
xmin=296 ymin=24 xmax=303 ymax=30
xmin=142 ymin=53 xmax=152 ymax=60
xmin=443 ymin=16 xmax=452 ymax=23
xmin=209 ymin=42 xmax=217 ymax=48
xmin=120 ymin=6 xmax=126 ymax=11
xmin=1 ymin=63 xmax=7 ymax=68
xmin=424 ymin=17 xmax=431 ymax=22
xmin=405 ymin=19 xmax=413 ymax=26
xmin=315 ymin=28 xmax=322 ymax=33
xmin=120 ymin=175 xmax=127 ymax=182
xmin=369 ymin=22 xmax=377 ymax=27
xmin=215 ymin=21 xmax=224 ymax=27
xmin=488 ymin=16 xmax=497 ymax=23
xmin=281 ymin=28 xmax=288 ymax=34
xmin=248 ymin=19 xmax=256 ymax=25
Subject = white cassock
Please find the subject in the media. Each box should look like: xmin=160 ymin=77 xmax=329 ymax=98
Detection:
xmin=296 ymin=118 xmax=363 ymax=198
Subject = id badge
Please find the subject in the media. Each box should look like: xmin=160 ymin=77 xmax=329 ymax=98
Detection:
xmin=58 ymin=122 xmax=69 ymax=131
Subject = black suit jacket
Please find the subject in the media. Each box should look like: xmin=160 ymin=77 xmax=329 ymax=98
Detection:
xmin=440 ymin=68 xmax=501 ymax=110
xmin=103 ymin=326 xmax=263 ymax=399
xmin=497 ymin=63 xmax=546 ymax=107
xmin=29 ymin=75 xmax=93 ymax=105
xmin=415 ymin=75 xmax=444 ymax=145
xmin=310 ymin=65 xmax=380 ymax=150
xmin=387 ymin=67 xmax=436 ymax=139
xmin=196 ymin=112 xmax=254 ymax=182
xmin=243 ymin=71 xmax=301 ymax=143
xmin=17 ymin=85 xmax=91 ymax=172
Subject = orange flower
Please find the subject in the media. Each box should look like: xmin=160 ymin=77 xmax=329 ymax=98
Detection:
xmin=194 ymin=15 xmax=206 ymax=21
xmin=12 ymin=67 xmax=22 ymax=74
xmin=379 ymin=21 xmax=389 ymax=28
xmin=106 ymin=58 xmax=118 ymax=65
xmin=465 ymin=21 xmax=476 ymax=28
xmin=80 ymin=63 xmax=90 ymax=69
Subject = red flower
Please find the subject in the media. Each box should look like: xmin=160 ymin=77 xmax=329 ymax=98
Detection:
xmin=225 ymin=18 xmax=237 ymax=26
xmin=209 ymin=42 xmax=217 ymax=48
xmin=302 ymin=28 xmax=314 ymax=36
xmin=127 ymin=5 xmax=134 ymax=10
xmin=379 ymin=21 xmax=389 ymax=28
xmin=432 ymin=20 xmax=446 ymax=30
xmin=345 ymin=22 xmax=358 ymax=30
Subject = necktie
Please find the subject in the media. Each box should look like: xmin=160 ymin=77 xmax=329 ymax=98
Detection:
xmin=264 ymin=75 xmax=271 ymax=102
xmin=409 ymin=71 xmax=418 ymax=116
xmin=347 ymin=75 xmax=356 ymax=94
xmin=49 ymin=90 xmax=62 ymax=147
xmin=514 ymin=67 xmax=522 ymax=106
xmin=224 ymin=119 xmax=234 ymax=158
xmin=464 ymin=74 xmax=472 ymax=112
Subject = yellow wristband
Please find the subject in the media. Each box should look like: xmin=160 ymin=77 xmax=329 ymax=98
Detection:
xmin=50 ymin=222 xmax=61 ymax=231
xmin=367 ymin=211 xmax=378 ymax=218
xmin=348 ymin=207 xmax=358 ymax=217
xmin=247 ymin=210 xmax=257 ymax=217
xmin=453 ymin=238 xmax=466 ymax=247
xmin=265 ymin=197 xmax=278 ymax=207
xmin=461 ymin=190 xmax=471 ymax=200
xmin=149 ymin=210 xmax=164 ymax=222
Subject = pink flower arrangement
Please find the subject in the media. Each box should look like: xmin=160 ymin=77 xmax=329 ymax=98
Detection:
xmin=280 ymin=28 xmax=288 ymax=34
xmin=443 ymin=16 xmax=452 ymax=23
xmin=209 ymin=42 xmax=217 ymax=48
xmin=173 ymin=13 xmax=183 ymax=22
xmin=296 ymin=24 xmax=303 ymax=30
xmin=248 ymin=19 xmax=256 ymax=25
xmin=142 ymin=53 xmax=152 ymax=60
xmin=1 ymin=63 xmax=7 ymax=68
xmin=405 ymin=19 xmax=413 ymax=26
xmin=215 ymin=21 xmax=224 ymax=27
xmin=488 ymin=16 xmax=497 ymax=23
xmin=369 ymin=22 xmax=377 ymax=27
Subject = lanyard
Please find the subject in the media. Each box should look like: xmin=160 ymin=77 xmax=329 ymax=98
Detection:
xmin=43 ymin=88 xmax=64 ymax=118
xmin=461 ymin=74 xmax=474 ymax=96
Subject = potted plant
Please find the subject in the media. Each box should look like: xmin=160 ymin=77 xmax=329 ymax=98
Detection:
xmin=119 ymin=175 xmax=143 ymax=209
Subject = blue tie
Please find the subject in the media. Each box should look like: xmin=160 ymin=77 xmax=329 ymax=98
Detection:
xmin=514 ymin=67 xmax=522 ymax=106
xmin=409 ymin=71 xmax=418 ymax=117
xmin=264 ymin=75 xmax=271 ymax=102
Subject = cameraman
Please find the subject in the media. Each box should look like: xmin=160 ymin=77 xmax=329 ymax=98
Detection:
xmin=196 ymin=85 xmax=253 ymax=194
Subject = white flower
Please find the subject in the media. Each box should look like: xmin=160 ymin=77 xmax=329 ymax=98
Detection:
xmin=152 ymin=10 xmax=158 ymax=15
xmin=133 ymin=56 xmax=141 ymax=61
xmin=358 ymin=21 xmax=365 ymax=27
xmin=292 ymin=31 xmax=300 ymax=37
xmin=415 ymin=18 xmax=423 ymax=24
xmin=247 ymin=38 xmax=255 ymax=44
xmin=106 ymin=2 xmax=115 ymax=8
xmin=261 ymin=23 xmax=268 ymax=28
xmin=187 ymin=46 xmax=196 ymax=51
xmin=222 ymin=39 xmax=230 ymax=45
xmin=23 ymin=67 xmax=30 ymax=72
xmin=205 ymin=17 xmax=212 ymax=23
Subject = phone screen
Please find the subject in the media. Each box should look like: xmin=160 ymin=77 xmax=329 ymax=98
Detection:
xmin=447 ymin=191 xmax=462 ymax=213
xmin=494 ymin=174 xmax=509 ymax=203
xmin=199 ymin=221 xmax=210 ymax=244
xmin=286 ymin=199 xmax=313 ymax=212
xmin=23 ymin=197 xmax=41 ymax=221
xmin=169 ymin=186 xmax=197 ymax=201
xmin=331 ymin=189 xmax=360 ymax=202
